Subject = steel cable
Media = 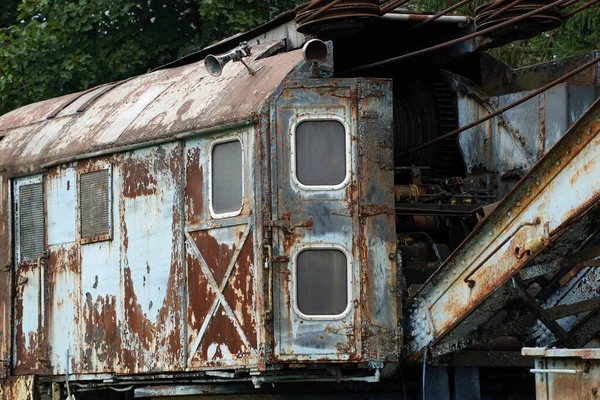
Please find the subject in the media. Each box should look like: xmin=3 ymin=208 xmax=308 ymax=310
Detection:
xmin=410 ymin=0 xmax=475 ymax=29
xmin=562 ymin=0 xmax=600 ymax=17
xmin=341 ymin=0 xmax=570 ymax=75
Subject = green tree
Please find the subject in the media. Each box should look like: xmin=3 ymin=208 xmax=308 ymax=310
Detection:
xmin=0 ymin=0 xmax=301 ymax=115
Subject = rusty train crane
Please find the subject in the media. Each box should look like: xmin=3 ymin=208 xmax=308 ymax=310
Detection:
xmin=1 ymin=0 xmax=600 ymax=398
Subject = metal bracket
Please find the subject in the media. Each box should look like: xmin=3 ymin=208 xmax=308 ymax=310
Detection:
xmin=268 ymin=218 xmax=313 ymax=235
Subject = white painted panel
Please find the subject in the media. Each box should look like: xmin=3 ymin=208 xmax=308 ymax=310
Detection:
xmin=47 ymin=167 xmax=77 ymax=245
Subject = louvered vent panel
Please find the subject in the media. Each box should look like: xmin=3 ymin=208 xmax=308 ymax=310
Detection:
xmin=19 ymin=183 xmax=44 ymax=261
xmin=80 ymin=169 xmax=110 ymax=239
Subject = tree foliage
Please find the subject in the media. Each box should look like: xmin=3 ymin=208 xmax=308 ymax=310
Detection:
xmin=0 ymin=0 xmax=301 ymax=115
xmin=411 ymin=0 xmax=599 ymax=68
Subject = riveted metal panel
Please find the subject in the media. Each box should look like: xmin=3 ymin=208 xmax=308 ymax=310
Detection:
xmin=356 ymin=78 xmax=398 ymax=362
xmin=80 ymin=167 xmax=111 ymax=243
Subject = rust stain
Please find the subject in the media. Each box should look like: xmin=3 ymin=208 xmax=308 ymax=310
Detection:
xmin=120 ymin=146 xmax=184 ymax=373
xmin=185 ymin=147 xmax=204 ymax=224
xmin=193 ymin=231 xmax=235 ymax=284
xmin=222 ymin=232 xmax=257 ymax=350
xmin=198 ymin=305 xmax=249 ymax=364
xmin=0 ymin=375 xmax=36 ymax=400
xmin=177 ymin=100 xmax=193 ymax=117
xmin=83 ymin=293 xmax=119 ymax=369
xmin=122 ymin=155 xmax=158 ymax=198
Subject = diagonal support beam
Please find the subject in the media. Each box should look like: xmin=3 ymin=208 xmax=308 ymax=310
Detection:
xmin=511 ymin=277 xmax=576 ymax=348
xmin=406 ymin=98 xmax=600 ymax=359
xmin=185 ymin=225 xmax=256 ymax=364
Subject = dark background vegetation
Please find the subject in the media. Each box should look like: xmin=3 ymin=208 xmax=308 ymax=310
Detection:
xmin=0 ymin=0 xmax=597 ymax=115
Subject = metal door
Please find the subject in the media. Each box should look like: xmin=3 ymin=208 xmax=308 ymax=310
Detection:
xmin=271 ymin=81 xmax=361 ymax=362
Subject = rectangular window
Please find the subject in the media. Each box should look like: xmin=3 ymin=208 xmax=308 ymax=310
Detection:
xmin=295 ymin=248 xmax=349 ymax=318
xmin=17 ymin=179 xmax=45 ymax=262
xmin=80 ymin=167 xmax=111 ymax=243
xmin=211 ymin=139 xmax=243 ymax=217
xmin=294 ymin=120 xmax=348 ymax=188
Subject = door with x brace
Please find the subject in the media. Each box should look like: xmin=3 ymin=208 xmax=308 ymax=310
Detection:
xmin=184 ymin=129 xmax=259 ymax=369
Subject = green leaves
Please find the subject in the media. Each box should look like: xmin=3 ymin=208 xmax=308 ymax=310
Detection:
xmin=0 ymin=0 xmax=303 ymax=115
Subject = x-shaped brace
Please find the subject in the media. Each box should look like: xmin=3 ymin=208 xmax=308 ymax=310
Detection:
xmin=185 ymin=224 xmax=256 ymax=365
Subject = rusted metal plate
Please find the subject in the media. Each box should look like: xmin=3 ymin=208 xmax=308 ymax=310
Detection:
xmin=12 ymin=175 xmax=46 ymax=374
xmin=119 ymin=143 xmax=185 ymax=373
xmin=524 ymin=347 xmax=600 ymax=399
xmin=407 ymin=98 xmax=600 ymax=358
xmin=185 ymin=129 xmax=260 ymax=369
xmin=44 ymin=165 xmax=82 ymax=375
xmin=0 ymin=375 xmax=36 ymax=399
xmin=78 ymin=155 xmax=122 ymax=374
xmin=0 ymin=42 xmax=303 ymax=177
xmin=356 ymin=79 xmax=399 ymax=362
xmin=0 ymin=172 xmax=10 ymax=379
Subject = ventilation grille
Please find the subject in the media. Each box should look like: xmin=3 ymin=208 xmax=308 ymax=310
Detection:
xmin=19 ymin=183 xmax=44 ymax=261
xmin=80 ymin=169 xmax=111 ymax=240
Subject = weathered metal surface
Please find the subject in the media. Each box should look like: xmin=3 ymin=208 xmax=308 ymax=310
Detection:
xmin=119 ymin=144 xmax=185 ymax=373
xmin=185 ymin=128 xmax=260 ymax=369
xmin=75 ymin=155 xmax=121 ymax=374
xmin=271 ymin=81 xmax=361 ymax=362
xmin=481 ymin=51 xmax=600 ymax=96
xmin=0 ymin=42 xmax=303 ymax=177
xmin=45 ymin=165 xmax=81 ymax=375
xmin=356 ymin=79 xmax=399 ymax=362
xmin=524 ymin=347 xmax=600 ymax=399
xmin=0 ymin=375 xmax=36 ymax=399
xmin=454 ymin=77 xmax=599 ymax=194
xmin=270 ymin=78 xmax=396 ymax=363
xmin=12 ymin=175 xmax=46 ymax=374
xmin=0 ymin=171 xmax=10 ymax=379
xmin=406 ymin=98 xmax=600 ymax=358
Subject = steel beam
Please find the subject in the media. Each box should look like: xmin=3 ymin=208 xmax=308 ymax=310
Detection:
xmin=406 ymin=98 xmax=600 ymax=358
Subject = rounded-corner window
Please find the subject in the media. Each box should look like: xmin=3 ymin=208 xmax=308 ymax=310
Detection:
xmin=293 ymin=245 xmax=352 ymax=320
xmin=210 ymin=138 xmax=243 ymax=218
xmin=292 ymin=118 xmax=350 ymax=190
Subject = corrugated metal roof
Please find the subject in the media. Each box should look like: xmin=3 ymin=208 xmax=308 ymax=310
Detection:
xmin=0 ymin=42 xmax=302 ymax=176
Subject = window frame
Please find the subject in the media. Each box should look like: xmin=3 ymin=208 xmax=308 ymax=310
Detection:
xmin=290 ymin=115 xmax=352 ymax=191
xmin=13 ymin=174 xmax=44 ymax=265
xmin=208 ymin=136 xmax=245 ymax=219
xmin=291 ymin=243 xmax=353 ymax=321
xmin=78 ymin=164 xmax=113 ymax=245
